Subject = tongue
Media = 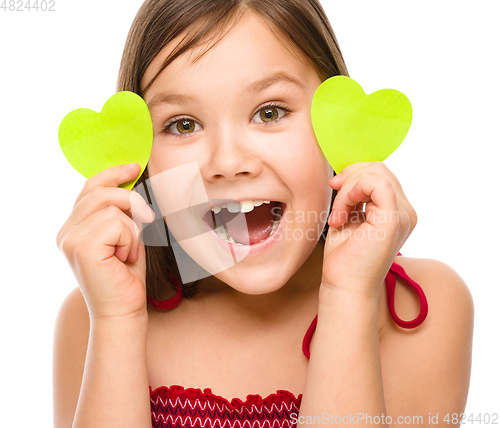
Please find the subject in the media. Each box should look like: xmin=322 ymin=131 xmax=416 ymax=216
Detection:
xmin=219 ymin=202 xmax=280 ymax=245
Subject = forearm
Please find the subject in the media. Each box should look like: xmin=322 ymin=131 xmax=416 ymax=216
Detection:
xmin=72 ymin=315 xmax=151 ymax=428
xmin=299 ymin=285 xmax=387 ymax=428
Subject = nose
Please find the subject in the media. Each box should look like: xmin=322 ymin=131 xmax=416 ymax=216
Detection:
xmin=203 ymin=124 xmax=262 ymax=181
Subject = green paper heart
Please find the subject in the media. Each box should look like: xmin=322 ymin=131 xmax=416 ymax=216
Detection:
xmin=58 ymin=91 xmax=153 ymax=190
xmin=311 ymin=76 xmax=412 ymax=173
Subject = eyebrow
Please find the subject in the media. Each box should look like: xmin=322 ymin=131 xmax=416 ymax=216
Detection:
xmin=246 ymin=72 xmax=306 ymax=94
xmin=146 ymin=71 xmax=306 ymax=112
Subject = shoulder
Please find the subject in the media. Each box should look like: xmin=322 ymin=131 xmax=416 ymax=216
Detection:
xmin=380 ymin=256 xmax=474 ymax=419
xmin=382 ymin=255 xmax=474 ymax=342
xmin=54 ymin=286 xmax=90 ymax=340
xmin=393 ymin=256 xmax=474 ymax=321
xmin=53 ymin=287 xmax=90 ymax=428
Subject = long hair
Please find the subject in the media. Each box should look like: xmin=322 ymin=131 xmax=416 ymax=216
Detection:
xmin=116 ymin=0 xmax=348 ymax=304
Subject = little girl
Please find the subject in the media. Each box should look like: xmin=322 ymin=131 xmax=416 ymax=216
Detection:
xmin=53 ymin=1 xmax=473 ymax=427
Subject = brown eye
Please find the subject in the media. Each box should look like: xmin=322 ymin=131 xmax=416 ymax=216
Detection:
xmin=163 ymin=118 xmax=201 ymax=137
xmin=252 ymin=105 xmax=288 ymax=124
xmin=259 ymin=108 xmax=279 ymax=123
xmin=176 ymin=120 xmax=196 ymax=134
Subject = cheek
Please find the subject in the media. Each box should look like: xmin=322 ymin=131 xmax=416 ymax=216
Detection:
xmin=147 ymin=140 xmax=192 ymax=178
xmin=281 ymin=111 xmax=329 ymax=168
xmin=279 ymin=128 xmax=331 ymax=203
xmin=145 ymin=143 xmax=196 ymax=212
xmin=145 ymin=144 xmax=209 ymax=220
xmin=147 ymin=142 xmax=169 ymax=178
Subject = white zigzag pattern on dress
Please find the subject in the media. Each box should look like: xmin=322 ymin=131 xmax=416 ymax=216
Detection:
xmin=151 ymin=413 xmax=298 ymax=428
xmin=151 ymin=397 xmax=299 ymax=416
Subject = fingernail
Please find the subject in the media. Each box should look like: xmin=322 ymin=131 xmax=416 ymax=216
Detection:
xmin=144 ymin=205 xmax=155 ymax=220
xmin=331 ymin=173 xmax=341 ymax=182
xmin=127 ymin=162 xmax=138 ymax=170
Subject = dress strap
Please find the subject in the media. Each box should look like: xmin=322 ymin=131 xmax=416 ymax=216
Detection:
xmin=147 ymin=273 xmax=184 ymax=310
xmin=302 ymin=253 xmax=429 ymax=359
xmin=302 ymin=316 xmax=318 ymax=360
xmin=385 ymin=258 xmax=428 ymax=329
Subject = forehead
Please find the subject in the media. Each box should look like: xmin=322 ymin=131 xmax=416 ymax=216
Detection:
xmin=141 ymin=12 xmax=318 ymax=99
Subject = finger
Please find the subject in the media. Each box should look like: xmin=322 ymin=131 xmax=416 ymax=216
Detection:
xmin=56 ymin=187 xmax=155 ymax=249
xmin=58 ymin=187 xmax=154 ymax=252
xmin=73 ymin=186 xmax=155 ymax=228
xmin=323 ymin=210 xmax=361 ymax=256
xmin=348 ymin=175 xmax=396 ymax=207
xmin=336 ymin=162 xmax=416 ymax=232
xmin=74 ymin=163 xmax=141 ymax=208
xmin=329 ymin=172 xmax=372 ymax=227
xmin=330 ymin=162 xmax=400 ymax=194
xmin=89 ymin=217 xmax=137 ymax=264
xmin=81 ymin=205 xmax=144 ymax=263
xmin=61 ymin=205 xmax=142 ymax=264
xmin=329 ymin=162 xmax=372 ymax=190
xmin=333 ymin=161 xmax=412 ymax=210
xmin=329 ymin=172 xmax=398 ymax=228
xmin=347 ymin=175 xmax=398 ymax=228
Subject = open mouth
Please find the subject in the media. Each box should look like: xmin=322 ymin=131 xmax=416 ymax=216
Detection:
xmin=202 ymin=200 xmax=285 ymax=246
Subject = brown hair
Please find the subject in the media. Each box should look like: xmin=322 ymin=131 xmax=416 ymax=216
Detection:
xmin=116 ymin=0 xmax=348 ymax=304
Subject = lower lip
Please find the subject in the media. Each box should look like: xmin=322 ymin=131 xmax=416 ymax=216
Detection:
xmin=208 ymin=206 xmax=286 ymax=258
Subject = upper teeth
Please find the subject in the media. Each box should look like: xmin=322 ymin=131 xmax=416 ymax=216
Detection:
xmin=211 ymin=200 xmax=271 ymax=214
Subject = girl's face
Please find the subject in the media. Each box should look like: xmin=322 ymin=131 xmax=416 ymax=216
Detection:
xmin=141 ymin=12 xmax=332 ymax=295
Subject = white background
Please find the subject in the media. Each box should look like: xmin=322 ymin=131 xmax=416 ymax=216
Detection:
xmin=1 ymin=0 xmax=498 ymax=424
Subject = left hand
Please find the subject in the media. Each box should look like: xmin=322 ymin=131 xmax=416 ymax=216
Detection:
xmin=322 ymin=161 xmax=417 ymax=299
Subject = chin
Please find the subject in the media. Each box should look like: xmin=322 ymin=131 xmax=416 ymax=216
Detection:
xmin=215 ymin=267 xmax=289 ymax=296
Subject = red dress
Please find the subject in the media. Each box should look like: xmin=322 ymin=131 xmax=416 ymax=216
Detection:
xmin=148 ymin=256 xmax=428 ymax=428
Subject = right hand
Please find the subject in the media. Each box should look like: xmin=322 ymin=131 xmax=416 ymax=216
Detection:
xmin=56 ymin=163 xmax=156 ymax=321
